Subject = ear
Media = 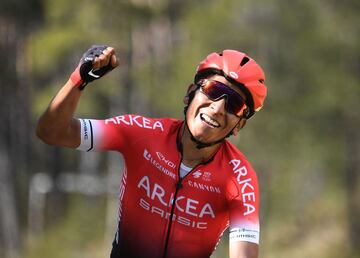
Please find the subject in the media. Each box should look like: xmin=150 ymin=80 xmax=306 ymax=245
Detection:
xmin=183 ymin=83 xmax=198 ymax=105
xmin=232 ymin=118 xmax=247 ymax=136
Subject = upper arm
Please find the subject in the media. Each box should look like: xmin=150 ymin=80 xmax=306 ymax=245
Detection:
xmin=229 ymin=241 xmax=258 ymax=258
xmin=62 ymin=118 xmax=81 ymax=148
xmin=36 ymin=117 xmax=81 ymax=148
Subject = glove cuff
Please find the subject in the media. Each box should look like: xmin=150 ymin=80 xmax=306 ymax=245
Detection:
xmin=70 ymin=64 xmax=86 ymax=90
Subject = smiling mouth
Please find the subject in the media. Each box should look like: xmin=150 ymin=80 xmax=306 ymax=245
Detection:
xmin=200 ymin=113 xmax=220 ymax=128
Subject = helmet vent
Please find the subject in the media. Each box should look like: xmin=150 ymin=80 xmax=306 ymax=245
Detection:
xmin=240 ymin=57 xmax=249 ymax=66
xmin=259 ymin=79 xmax=264 ymax=83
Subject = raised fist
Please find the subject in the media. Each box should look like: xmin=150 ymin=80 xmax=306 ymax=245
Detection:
xmin=70 ymin=45 xmax=119 ymax=90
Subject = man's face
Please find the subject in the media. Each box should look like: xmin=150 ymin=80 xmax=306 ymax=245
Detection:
xmin=185 ymin=75 xmax=246 ymax=143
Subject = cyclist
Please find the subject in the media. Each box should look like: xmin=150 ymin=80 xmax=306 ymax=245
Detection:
xmin=36 ymin=45 xmax=267 ymax=258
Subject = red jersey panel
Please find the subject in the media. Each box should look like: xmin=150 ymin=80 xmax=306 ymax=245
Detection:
xmin=77 ymin=115 xmax=260 ymax=258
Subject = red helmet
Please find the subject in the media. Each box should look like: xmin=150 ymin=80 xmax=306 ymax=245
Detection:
xmin=194 ymin=50 xmax=267 ymax=118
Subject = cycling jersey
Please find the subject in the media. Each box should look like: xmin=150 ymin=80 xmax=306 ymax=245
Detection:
xmin=77 ymin=114 xmax=260 ymax=258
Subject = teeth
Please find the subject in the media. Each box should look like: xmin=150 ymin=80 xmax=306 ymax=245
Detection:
xmin=200 ymin=114 xmax=220 ymax=127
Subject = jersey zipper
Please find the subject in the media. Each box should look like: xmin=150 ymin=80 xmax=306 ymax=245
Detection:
xmin=162 ymin=160 xmax=202 ymax=258
xmin=162 ymin=171 xmax=182 ymax=258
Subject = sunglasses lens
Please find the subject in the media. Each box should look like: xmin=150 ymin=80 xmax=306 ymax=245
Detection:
xmin=201 ymin=80 xmax=246 ymax=116
xmin=226 ymin=97 xmax=244 ymax=116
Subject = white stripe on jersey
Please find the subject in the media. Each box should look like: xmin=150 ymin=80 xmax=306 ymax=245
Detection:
xmin=77 ymin=119 xmax=93 ymax=152
xmin=229 ymin=227 xmax=259 ymax=244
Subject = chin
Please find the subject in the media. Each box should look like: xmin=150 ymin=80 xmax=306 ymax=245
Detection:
xmin=192 ymin=128 xmax=213 ymax=142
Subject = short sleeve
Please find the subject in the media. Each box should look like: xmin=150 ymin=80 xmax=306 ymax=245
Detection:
xmin=76 ymin=115 xmax=166 ymax=152
xmin=76 ymin=118 xmax=121 ymax=151
xmin=228 ymin=159 xmax=260 ymax=244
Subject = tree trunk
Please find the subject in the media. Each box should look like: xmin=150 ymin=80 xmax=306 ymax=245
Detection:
xmin=0 ymin=18 xmax=21 ymax=258
xmin=344 ymin=115 xmax=360 ymax=255
xmin=0 ymin=149 xmax=20 ymax=258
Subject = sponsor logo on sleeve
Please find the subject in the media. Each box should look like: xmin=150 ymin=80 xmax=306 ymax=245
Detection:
xmin=229 ymin=228 xmax=259 ymax=243
xmin=229 ymin=159 xmax=256 ymax=216
xmin=83 ymin=120 xmax=89 ymax=140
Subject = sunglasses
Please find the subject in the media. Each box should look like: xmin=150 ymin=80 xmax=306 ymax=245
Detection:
xmin=197 ymin=80 xmax=246 ymax=117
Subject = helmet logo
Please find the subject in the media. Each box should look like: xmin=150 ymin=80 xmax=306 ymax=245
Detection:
xmin=229 ymin=71 xmax=238 ymax=79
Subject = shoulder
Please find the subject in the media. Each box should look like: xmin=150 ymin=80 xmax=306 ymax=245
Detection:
xmin=220 ymin=141 xmax=259 ymax=199
xmin=222 ymin=140 xmax=257 ymax=176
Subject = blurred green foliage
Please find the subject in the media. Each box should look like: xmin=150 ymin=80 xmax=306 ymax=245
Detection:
xmin=24 ymin=196 xmax=108 ymax=258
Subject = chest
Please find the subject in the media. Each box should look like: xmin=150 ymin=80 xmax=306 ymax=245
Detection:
xmin=123 ymin=136 xmax=229 ymax=218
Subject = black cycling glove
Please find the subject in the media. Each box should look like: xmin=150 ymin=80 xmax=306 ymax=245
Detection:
xmin=70 ymin=45 xmax=114 ymax=90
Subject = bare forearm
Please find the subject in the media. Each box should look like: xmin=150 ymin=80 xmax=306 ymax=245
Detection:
xmin=36 ymin=79 xmax=81 ymax=147
xmin=36 ymin=45 xmax=119 ymax=148
xmin=229 ymin=241 xmax=258 ymax=258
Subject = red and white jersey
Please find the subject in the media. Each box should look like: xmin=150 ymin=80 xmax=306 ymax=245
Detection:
xmin=77 ymin=115 xmax=260 ymax=258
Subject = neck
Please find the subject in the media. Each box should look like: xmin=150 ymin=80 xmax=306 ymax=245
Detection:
xmin=179 ymin=123 xmax=222 ymax=167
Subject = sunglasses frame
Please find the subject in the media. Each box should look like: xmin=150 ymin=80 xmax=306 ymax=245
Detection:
xmin=196 ymin=79 xmax=247 ymax=117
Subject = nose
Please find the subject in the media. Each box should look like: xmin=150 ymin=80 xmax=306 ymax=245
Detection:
xmin=210 ymin=97 xmax=226 ymax=115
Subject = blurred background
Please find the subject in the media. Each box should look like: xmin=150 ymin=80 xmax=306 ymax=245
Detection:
xmin=0 ymin=0 xmax=359 ymax=257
